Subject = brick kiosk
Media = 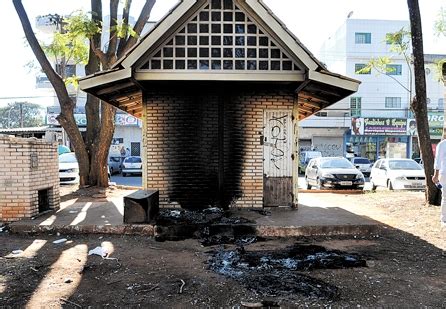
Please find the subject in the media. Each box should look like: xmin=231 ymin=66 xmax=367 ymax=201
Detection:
xmin=80 ymin=0 xmax=360 ymax=210
xmin=0 ymin=135 xmax=60 ymax=222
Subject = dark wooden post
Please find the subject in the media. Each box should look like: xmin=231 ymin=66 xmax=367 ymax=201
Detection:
xmin=218 ymin=93 xmax=225 ymax=208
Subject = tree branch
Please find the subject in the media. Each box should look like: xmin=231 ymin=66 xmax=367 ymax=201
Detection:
xmin=117 ymin=0 xmax=132 ymax=56
xmin=373 ymin=66 xmax=411 ymax=93
xmin=119 ymin=0 xmax=156 ymax=58
xmin=13 ymin=0 xmax=73 ymax=109
xmin=106 ymin=0 xmax=119 ymax=66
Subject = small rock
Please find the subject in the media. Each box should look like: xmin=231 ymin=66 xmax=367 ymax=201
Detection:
xmin=367 ymin=260 xmax=376 ymax=267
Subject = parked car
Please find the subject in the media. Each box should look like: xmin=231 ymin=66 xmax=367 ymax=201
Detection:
xmin=413 ymin=157 xmax=423 ymax=166
xmin=122 ymin=156 xmax=142 ymax=177
xmin=298 ymin=150 xmax=322 ymax=174
xmin=57 ymin=145 xmax=71 ymax=155
xmin=108 ymin=156 xmax=123 ymax=175
xmin=350 ymin=157 xmax=372 ymax=177
xmin=59 ymin=152 xmax=79 ymax=184
xmin=305 ymin=157 xmax=365 ymax=190
xmin=369 ymin=158 xmax=425 ymax=190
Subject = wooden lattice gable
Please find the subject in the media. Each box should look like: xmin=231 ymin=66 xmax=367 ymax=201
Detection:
xmin=134 ymin=0 xmax=305 ymax=79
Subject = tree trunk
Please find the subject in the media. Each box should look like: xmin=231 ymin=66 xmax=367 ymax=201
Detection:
xmin=13 ymin=0 xmax=91 ymax=186
xmin=407 ymin=0 xmax=441 ymax=205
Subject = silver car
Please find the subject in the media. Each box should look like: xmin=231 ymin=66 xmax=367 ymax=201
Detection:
xmin=122 ymin=156 xmax=143 ymax=177
xmin=305 ymin=157 xmax=365 ymax=190
xmin=108 ymin=156 xmax=123 ymax=175
xmin=350 ymin=157 xmax=372 ymax=177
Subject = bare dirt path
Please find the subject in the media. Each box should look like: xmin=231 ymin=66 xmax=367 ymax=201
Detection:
xmin=1 ymin=191 xmax=445 ymax=307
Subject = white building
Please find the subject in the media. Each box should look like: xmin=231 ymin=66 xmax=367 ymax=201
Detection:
xmin=299 ymin=18 xmax=446 ymax=161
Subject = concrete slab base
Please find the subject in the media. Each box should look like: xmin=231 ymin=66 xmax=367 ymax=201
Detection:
xmin=7 ymin=193 xmax=382 ymax=238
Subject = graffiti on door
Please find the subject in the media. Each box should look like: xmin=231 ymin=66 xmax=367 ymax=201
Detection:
xmin=269 ymin=114 xmax=288 ymax=169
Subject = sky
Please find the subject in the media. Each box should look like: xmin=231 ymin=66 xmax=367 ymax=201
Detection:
xmin=0 ymin=0 xmax=445 ymax=108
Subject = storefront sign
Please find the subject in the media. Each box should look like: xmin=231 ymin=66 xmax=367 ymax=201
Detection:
xmin=46 ymin=113 xmax=141 ymax=127
xmin=115 ymin=114 xmax=140 ymax=126
xmin=427 ymin=112 xmax=444 ymax=127
xmin=46 ymin=113 xmax=86 ymax=126
xmin=352 ymin=117 xmax=407 ymax=135
xmin=408 ymin=112 xmax=444 ymax=138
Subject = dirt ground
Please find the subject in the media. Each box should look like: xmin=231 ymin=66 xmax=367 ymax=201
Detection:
xmin=1 ymin=190 xmax=445 ymax=307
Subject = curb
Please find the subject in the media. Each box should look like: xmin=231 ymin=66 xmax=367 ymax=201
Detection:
xmin=9 ymin=222 xmax=381 ymax=238
xmin=114 ymin=185 xmax=143 ymax=190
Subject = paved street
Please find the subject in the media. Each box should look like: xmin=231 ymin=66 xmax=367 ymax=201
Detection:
xmin=109 ymin=174 xmax=370 ymax=190
xmin=109 ymin=174 xmax=372 ymax=190
xmin=110 ymin=174 xmax=142 ymax=187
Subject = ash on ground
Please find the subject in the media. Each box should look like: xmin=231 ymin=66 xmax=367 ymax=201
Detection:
xmin=208 ymin=244 xmax=367 ymax=300
xmin=157 ymin=208 xmax=253 ymax=225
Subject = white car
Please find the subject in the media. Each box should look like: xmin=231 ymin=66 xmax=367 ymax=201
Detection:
xmin=59 ymin=152 xmax=79 ymax=184
xmin=370 ymin=158 xmax=425 ymax=190
xmin=122 ymin=156 xmax=142 ymax=177
xmin=350 ymin=157 xmax=372 ymax=177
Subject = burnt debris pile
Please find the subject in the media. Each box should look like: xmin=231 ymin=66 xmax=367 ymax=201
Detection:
xmin=155 ymin=208 xmax=256 ymax=242
xmin=208 ymin=244 xmax=366 ymax=299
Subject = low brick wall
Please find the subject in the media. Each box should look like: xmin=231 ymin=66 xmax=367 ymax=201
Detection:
xmin=0 ymin=135 xmax=60 ymax=222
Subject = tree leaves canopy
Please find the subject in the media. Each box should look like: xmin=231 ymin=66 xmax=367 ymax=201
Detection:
xmin=0 ymin=102 xmax=44 ymax=128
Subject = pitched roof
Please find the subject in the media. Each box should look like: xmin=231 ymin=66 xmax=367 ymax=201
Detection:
xmin=80 ymin=0 xmax=360 ymax=119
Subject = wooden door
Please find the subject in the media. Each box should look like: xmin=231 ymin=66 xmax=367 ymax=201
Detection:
xmin=263 ymin=110 xmax=293 ymax=206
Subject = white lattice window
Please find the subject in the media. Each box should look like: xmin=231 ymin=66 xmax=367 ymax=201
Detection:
xmin=350 ymin=97 xmax=361 ymax=117
xmin=140 ymin=0 xmax=301 ymax=72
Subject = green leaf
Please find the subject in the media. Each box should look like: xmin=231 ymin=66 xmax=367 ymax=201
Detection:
xmin=434 ymin=7 xmax=446 ymax=37
xmin=65 ymin=76 xmax=79 ymax=88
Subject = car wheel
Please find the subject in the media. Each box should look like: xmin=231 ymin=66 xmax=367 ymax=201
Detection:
xmin=370 ymin=179 xmax=377 ymax=191
xmin=122 ymin=172 xmax=127 ymax=177
xmin=316 ymin=178 xmax=322 ymax=190
xmin=305 ymin=177 xmax=311 ymax=190
xmin=387 ymin=180 xmax=394 ymax=190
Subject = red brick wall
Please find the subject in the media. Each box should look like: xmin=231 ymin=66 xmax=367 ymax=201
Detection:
xmin=143 ymin=84 xmax=294 ymax=208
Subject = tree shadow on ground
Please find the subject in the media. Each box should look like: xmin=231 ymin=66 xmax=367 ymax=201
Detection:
xmin=2 ymin=203 xmax=445 ymax=307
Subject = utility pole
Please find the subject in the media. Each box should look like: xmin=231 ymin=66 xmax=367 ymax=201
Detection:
xmin=19 ymin=102 xmax=23 ymax=128
xmin=7 ymin=102 xmax=26 ymax=128
xmin=7 ymin=105 xmax=14 ymax=128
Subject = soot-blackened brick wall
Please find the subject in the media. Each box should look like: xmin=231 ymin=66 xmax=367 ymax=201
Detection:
xmin=143 ymin=84 xmax=294 ymax=209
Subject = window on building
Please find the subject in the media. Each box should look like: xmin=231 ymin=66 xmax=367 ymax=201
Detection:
xmin=355 ymin=64 xmax=370 ymax=74
xmin=315 ymin=112 xmax=327 ymax=117
xmin=350 ymin=97 xmax=362 ymax=116
xmin=386 ymin=64 xmax=402 ymax=75
xmin=55 ymin=64 xmax=76 ymax=78
xmin=438 ymin=98 xmax=444 ymax=109
xmin=36 ymin=75 xmax=50 ymax=84
xmin=385 ymin=97 xmax=401 ymax=108
xmin=355 ymin=32 xmax=371 ymax=44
